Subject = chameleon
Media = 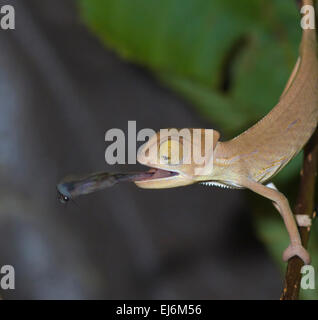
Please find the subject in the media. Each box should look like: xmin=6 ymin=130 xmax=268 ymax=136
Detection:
xmin=57 ymin=0 xmax=318 ymax=265
xmin=133 ymin=0 xmax=318 ymax=265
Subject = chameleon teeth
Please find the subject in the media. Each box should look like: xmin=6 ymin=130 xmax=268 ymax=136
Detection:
xmin=200 ymin=181 xmax=230 ymax=188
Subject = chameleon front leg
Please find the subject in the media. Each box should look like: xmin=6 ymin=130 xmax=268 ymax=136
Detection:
xmin=240 ymin=178 xmax=310 ymax=265
xmin=266 ymin=182 xmax=312 ymax=227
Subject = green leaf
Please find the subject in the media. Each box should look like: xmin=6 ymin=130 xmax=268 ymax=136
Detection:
xmin=158 ymin=72 xmax=254 ymax=136
xmin=78 ymin=0 xmax=300 ymax=138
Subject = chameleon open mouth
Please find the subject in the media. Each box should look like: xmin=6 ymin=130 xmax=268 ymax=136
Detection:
xmin=133 ymin=168 xmax=179 ymax=182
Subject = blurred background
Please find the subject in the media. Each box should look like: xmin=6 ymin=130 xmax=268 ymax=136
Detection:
xmin=0 ymin=0 xmax=317 ymax=299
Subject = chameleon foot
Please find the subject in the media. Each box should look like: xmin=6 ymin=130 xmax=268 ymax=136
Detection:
xmin=283 ymin=244 xmax=311 ymax=265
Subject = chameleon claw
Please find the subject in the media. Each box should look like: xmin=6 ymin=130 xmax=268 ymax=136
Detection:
xmin=283 ymin=244 xmax=311 ymax=265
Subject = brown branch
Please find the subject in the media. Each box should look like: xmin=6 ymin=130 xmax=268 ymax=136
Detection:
xmin=280 ymin=129 xmax=318 ymax=300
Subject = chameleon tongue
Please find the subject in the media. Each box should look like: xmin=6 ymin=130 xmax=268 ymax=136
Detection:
xmin=57 ymin=168 xmax=178 ymax=203
xmin=116 ymin=170 xmax=155 ymax=182
xmin=131 ymin=168 xmax=177 ymax=181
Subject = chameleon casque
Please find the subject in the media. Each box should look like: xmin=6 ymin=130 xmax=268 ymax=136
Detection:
xmin=134 ymin=0 xmax=318 ymax=265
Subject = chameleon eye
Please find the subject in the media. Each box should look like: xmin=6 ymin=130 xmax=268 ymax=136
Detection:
xmin=159 ymin=139 xmax=183 ymax=165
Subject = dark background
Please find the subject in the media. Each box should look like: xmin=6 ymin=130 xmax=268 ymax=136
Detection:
xmin=0 ymin=0 xmax=280 ymax=299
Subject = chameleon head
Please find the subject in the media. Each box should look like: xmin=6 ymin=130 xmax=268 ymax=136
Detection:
xmin=135 ymin=128 xmax=220 ymax=189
